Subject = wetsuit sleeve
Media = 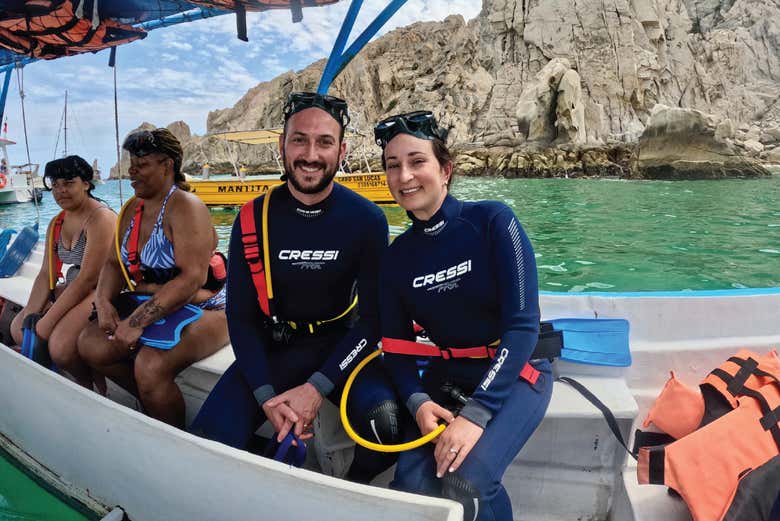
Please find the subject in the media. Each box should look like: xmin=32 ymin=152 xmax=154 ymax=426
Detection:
xmin=226 ymin=209 xmax=275 ymax=406
xmin=306 ymin=210 xmax=389 ymax=396
xmin=379 ymin=252 xmax=429 ymax=416
xmin=459 ymin=208 xmax=540 ymax=428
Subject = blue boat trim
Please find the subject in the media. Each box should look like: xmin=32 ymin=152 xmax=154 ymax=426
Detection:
xmin=540 ymin=287 xmax=780 ymax=298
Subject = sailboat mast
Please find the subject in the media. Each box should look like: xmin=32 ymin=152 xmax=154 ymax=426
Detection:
xmin=63 ymin=90 xmax=67 ymax=157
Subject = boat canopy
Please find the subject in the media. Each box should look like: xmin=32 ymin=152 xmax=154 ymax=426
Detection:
xmin=0 ymin=0 xmax=410 ymax=129
xmin=209 ymin=127 xmax=363 ymax=145
xmin=210 ymin=128 xmax=285 ymax=145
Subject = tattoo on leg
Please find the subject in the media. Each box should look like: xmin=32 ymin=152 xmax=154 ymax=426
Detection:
xmin=129 ymin=298 xmax=165 ymax=329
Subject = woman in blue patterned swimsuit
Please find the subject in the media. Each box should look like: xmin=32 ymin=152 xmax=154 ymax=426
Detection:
xmin=78 ymin=128 xmax=228 ymax=428
xmin=11 ymin=155 xmax=115 ymax=390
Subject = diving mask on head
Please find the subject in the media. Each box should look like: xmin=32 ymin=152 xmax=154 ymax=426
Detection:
xmin=373 ymin=111 xmax=448 ymax=149
xmin=283 ymin=91 xmax=350 ymax=128
xmin=123 ymin=130 xmax=165 ymax=158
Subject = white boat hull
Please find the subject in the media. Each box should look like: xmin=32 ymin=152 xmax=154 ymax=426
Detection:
xmin=0 ymin=347 xmax=461 ymax=521
xmin=0 ymin=185 xmax=34 ymax=203
xmin=1 ymin=243 xmax=778 ymax=521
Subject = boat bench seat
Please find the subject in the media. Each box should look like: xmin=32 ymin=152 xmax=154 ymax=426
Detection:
xmin=2 ymin=254 xmax=642 ymax=521
xmin=182 ymin=351 xmax=639 ymax=521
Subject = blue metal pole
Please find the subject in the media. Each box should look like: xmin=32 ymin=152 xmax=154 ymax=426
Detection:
xmin=137 ymin=7 xmax=230 ymax=31
xmin=0 ymin=59 xmax=33 ymax=75
xmin=317 ymin=0 xmax=408 ymax=94
xmin=0 ymin=69 xmax=11 ymax=125
xmin=317 ymin=0 xmax=364 ymax=94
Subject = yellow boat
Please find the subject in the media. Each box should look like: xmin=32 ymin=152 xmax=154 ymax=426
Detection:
xmin=189 ymin=128 xmax=394 ymax=206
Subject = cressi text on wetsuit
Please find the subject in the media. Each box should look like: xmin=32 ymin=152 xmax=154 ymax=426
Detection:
xmin=381 ymin=194 xmax=553 ymax=521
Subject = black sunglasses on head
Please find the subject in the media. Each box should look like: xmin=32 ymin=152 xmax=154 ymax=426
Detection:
xmin=283 ymin=91 xmax=350 ymax=128
xmin=123 ymin=130 xmax=161 ymax=157
xmin=374 ymin=111 xmax=447 ymax=148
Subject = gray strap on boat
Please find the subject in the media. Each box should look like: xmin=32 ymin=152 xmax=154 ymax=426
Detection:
xmin=558 ymin=376 xmax=637 ymax=460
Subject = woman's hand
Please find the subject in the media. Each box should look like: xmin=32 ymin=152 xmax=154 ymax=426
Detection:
xmin=415 ymin=400 xmax=455 ymax=438
xmin=95 ymin=297 xmax=119 ymax=334
xmin=434 ymin=416 xmax=484 ymax=478
xmin=110 ymin=318 xmax=143 ymax=351
xmin=34 ymin=313 xmax=54 ymax=341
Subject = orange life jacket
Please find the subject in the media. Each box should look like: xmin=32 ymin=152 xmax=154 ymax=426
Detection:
xmin=637 ymin=350 xmax=780 ymax=521
xmin=0 ymin=0 xmax=146 ymax=59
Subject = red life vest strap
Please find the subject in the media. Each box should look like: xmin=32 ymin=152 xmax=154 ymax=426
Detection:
xmin=47 ymin=210 xmax=66 ymax=300
xmin=126 ymin=200 xmax=145 ymax=284
xmin=50 ymin=210 xmax=65 ymax=286
xmin=239 ymin=200 xmax=271 ymax=317
xmin=381 ymin=336 xmax=540 ymax=385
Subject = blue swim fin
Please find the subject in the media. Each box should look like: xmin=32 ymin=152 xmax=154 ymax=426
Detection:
xmin=116 ymin=293 xmax=203 ymax=350
xmin=21 ymin=313 xmax=53 ymax=368
xmin=0 ymin=223 xmax=38 ymax=278
xmin=0 ymin=228 xmax=16 ymax=259
xmin=550 ymin=318 xmax=631 ymax=367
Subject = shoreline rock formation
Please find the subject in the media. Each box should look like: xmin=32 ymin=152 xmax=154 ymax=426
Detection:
xmin=113 ymin=0 xmax=779 ymax=179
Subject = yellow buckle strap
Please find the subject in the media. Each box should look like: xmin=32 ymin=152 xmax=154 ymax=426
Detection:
xmin=285 ymin=295 xmax=358 ymax=334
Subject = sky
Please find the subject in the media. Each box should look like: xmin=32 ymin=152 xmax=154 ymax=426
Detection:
xmin=0 ymin=1 xmax=481 ymax=178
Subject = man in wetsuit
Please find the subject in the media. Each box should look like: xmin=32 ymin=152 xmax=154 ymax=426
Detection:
xmin=191 ymin=92 xmax=398 ymax=482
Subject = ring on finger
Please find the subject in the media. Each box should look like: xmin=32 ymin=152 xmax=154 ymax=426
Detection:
xmin=449 ymin=447 xmax=459 ymax=454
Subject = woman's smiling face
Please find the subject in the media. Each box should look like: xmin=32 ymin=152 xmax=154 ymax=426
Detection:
xmin=383 ymin=133 xmax=452 ymax=221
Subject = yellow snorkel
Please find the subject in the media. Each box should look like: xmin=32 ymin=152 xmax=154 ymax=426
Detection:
xmin=339 ymin=349 xmax=446 ymax=453
xmin=114 ymin=196 xmax=137 ymax=290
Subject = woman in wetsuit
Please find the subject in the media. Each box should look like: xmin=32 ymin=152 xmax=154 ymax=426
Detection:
xmin=10 ymin=155 xmax=115 ymax=390
xmin=374 ymin=112 xmax=552 ymax=521
xmin=77 ymin=128 xmax=228 ymax=428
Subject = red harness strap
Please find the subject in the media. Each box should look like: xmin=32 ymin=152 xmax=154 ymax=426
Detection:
xmin=382 ymin=337 xmax=540 ymax=385
xmin=126 ymin=200 xmax=145 ymax=285
xmin=239 ymin=201 xmax=271 ymax=317
xmin=49 ymin=210 xmax=65 ymax=286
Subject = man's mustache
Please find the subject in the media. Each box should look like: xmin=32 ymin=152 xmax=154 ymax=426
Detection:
xmin=293 ymin=160 xmax=326 ymax=171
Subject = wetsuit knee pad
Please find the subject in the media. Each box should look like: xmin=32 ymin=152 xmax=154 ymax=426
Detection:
xmin=442 ymin=472 xmax=481 ymax=521
xmin=361 ymin=399 xmax=401 ymax=445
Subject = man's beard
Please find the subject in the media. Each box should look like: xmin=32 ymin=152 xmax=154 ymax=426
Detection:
xmin=284 ymin=158 xmax=339 ymax=195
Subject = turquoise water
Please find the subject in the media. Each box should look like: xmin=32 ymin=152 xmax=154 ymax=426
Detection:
xmin=0 ymin=452 xmax=90 ymax=521
xmin=0 ymin=176 xmax=778 ymax=516
xmin=1 ymin=176 xmax=779 ymax=292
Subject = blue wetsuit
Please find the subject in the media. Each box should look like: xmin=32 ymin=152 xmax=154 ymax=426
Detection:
xmin=381 ymin=194 xmax=552 ymax=521
xmin=192 ymin=183 xmax=397 ymax=480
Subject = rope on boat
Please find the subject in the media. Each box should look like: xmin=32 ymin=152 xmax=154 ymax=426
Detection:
xmin=16 ymin=65 xmax=39 ymax=223
xmin=112 ymin=52 xmax=123 ymax=206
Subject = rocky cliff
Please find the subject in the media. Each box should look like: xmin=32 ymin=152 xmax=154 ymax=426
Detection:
xmin=138 ymin=0 xmax=780 ymax=179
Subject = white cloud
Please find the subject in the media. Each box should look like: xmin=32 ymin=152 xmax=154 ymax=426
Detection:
xmin=1 ymin=1 xmax=480 ymax=175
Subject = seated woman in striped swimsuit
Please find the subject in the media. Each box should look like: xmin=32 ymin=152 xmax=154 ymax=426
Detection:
xmin=77 ymin=128 xmax=228 ymax=428
xmin=10 ymin=155 xmax=116 ymax=390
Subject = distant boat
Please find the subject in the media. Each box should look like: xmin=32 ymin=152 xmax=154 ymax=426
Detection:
xmin=0 ymin=136 xmax=42 ymax=205
xmin=190 ymin=128 xmax=395 ymax=206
